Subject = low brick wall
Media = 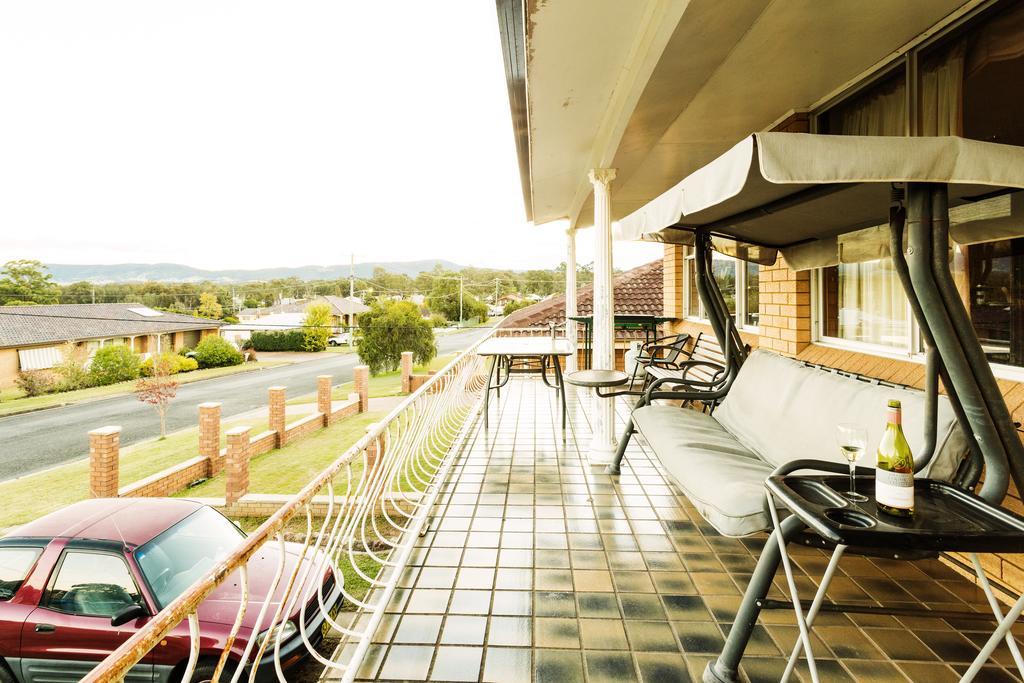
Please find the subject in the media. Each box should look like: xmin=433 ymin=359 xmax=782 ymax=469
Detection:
xmin=249 ymin=430 xmax=277 ymax=458
xmin=218 ymin=490 xmax=425 ymax=518
xmin=284 ymin=412 xmax=324 ymax=442
xmin=114 ymin=394 xmax=362 ymax=502
xmin=121 ymin=456 xmax=209 ymax=498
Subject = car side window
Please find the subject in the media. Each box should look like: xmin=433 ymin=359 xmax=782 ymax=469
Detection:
xmin=45 ymin=552 xmax=141 ymax=617
xmin=0 ymin=548 xmax=42 ymax=601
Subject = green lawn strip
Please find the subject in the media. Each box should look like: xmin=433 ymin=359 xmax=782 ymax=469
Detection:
xmin=0 ymin=411 xmax=284 ymax=529
xmin=287 ymin=354 xmax=457 ymax=406
xmin=175 ymin=411 xmax=384 ymax=498
xmin=0 ymin=361 xmax=288 ymax=417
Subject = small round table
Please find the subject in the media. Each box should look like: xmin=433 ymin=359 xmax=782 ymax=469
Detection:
xmin=565 ymin=370 xmax=633 ymax=397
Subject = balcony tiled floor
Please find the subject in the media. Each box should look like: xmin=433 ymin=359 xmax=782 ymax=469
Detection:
xmin=337 ymin=378 xmax=1023 ymax=682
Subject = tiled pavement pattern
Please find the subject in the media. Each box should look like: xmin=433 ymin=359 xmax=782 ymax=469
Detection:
xmin=335 ymin=379 xmax=1023 ymax=682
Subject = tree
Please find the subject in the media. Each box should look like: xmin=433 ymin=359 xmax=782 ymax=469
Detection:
xmin=197 ymin=291 xmax=223 ymax=319
xmin=135 ymin=354 xmax=178 ymax=439
xmin=302 ymin=303 xmax=332 ymax=352
xmin=426 ymin=276 xmax=488 ymax=323
xmin=356 ymin=301 xmax=436 ymax=374
xmin=0 ymin=260 xmax=60 ymax=305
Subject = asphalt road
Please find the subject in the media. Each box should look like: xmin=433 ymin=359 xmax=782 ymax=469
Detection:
xmin=0 ymin=327 xmax=491 ymax=481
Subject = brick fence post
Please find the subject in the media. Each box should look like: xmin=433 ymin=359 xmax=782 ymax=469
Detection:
xmin=317 ymin=375 xmax=333 ymax=426
xmin=225 ymin=426 xmax=251 ymax=506
xmin=400 ymin=351 xmax=413 ymax=393
xmin=199 ymin=402 xmax=222 ymax=475
xmin=354 ymin=365 xmax=369 ymax=413
xmin=268 ymin=386 xmax=287 ymax=447
xmin=89 ymin=426 xmax=121 ymax=498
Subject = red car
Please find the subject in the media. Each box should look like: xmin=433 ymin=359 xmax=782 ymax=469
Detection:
xmin=0 ymin=498 xmax=342 ymax=683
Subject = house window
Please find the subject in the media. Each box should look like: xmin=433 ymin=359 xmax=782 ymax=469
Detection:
xmin=809 ymin=0 xmax=1024 ymax=373
xmin=817 ymin=259 xmax=912 ymax=350
xmin=683 ymin=250 xmax=758 ymax=331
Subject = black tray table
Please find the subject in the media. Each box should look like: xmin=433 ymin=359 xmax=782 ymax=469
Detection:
xmin=764 ymin=474 xmax=1024 ymax=683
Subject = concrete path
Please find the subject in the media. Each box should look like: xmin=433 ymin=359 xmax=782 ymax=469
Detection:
xmin=0 ymin=327 xmax=491 ymax=481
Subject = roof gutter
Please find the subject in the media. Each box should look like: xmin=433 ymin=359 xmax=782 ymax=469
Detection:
xmin=495 ymin=0 xmax=533 ymax=221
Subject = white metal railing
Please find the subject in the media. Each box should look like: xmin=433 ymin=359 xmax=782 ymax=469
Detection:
xmin=81 ymin=334 xmax=491 ymax=683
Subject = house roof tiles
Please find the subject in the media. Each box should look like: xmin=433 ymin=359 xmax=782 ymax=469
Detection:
xmin=499 ymin=260 xmax=666 ymax=335
xmin=0 ymin=303 xmax=222 ymax=349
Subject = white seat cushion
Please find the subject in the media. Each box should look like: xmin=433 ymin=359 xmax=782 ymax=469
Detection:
xmin=632 ymin=405 xmax=776 ymax=537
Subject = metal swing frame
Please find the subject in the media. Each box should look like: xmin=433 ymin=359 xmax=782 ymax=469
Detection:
xmin=704 ymin=182 xmax=1024 ymax=683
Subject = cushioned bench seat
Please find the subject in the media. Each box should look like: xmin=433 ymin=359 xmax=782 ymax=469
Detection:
xmin=633 ymin=405 xmax=774 ymax=536
xmin=630 ymin=349 xmax=970 ymax=537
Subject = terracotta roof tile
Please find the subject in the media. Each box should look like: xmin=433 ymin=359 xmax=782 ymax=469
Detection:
xmin=499 ymin=260 xmax=665 ymax=334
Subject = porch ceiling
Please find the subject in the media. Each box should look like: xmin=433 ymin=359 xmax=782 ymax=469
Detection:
xmin=516 ymin=0 xmax=970 ymax=229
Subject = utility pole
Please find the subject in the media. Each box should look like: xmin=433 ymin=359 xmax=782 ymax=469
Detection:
xmin=459 ymin=276 xmax=464 ymax=328
xmin=349 ymin=253 xmax=355 ymax=347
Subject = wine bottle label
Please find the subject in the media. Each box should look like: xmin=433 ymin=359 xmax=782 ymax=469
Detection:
xmin=876 ymin=469 xmax=914 ymax=509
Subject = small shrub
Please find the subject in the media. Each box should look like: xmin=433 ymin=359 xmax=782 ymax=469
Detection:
xmin=140 ymin=352 xmax=199 ymax=376
xmin=89 ymin=344 xmax=141 ymax=386
xmin=194 ymin=336 xmax=243 ymax=368
xmin=249 ymin=330 xmax=306 ymax=352
xmin=53 ymin=342 xmax=92 ymax=391
xmin=15 ymin=370 xmax=57 ymax=397
xmin=429 ymin=313 xmax=447 ymax=328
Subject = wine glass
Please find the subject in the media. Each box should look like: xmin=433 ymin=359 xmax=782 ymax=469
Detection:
xmin=835 ymin=423 xmax=868 ymax=502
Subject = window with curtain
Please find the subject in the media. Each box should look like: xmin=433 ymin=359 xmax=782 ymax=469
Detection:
xmin=929 ymin=1 xmax=1024 ymax=367
xmin=744 ymin=261 xmax=759 ymax=327
xmin=822 ymin=70 xmax=906 ymax=136
xmin=820 ymin=260 xmax=911 ymax=349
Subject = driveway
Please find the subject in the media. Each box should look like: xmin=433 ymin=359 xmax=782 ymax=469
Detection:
xmin=0 ymin=327 xmax=491 ymax=481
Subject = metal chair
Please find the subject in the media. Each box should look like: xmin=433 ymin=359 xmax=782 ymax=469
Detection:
xmin=628 ymin=332 xmax=691 ymax=387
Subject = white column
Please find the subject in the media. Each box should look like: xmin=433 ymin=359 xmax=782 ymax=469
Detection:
xmin=588 ymin=168 xmax=617 ymax=463
xmin=565 ymin=227 xmax=578 ymax=373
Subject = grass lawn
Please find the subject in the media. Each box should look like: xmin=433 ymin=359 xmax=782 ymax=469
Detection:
xmin=0 ymin=411 xmax=282 ymax=530
xmin=0 ymin=361 xmax=288 ymax=417
xmin=287 ymin=353 xmax=457 ymax=406
xmin=176 ymin=411 xmax=384 ymax=498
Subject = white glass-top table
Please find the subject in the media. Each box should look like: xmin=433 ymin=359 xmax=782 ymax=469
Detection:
xmin=476 ymin=338 xmax=575 ymax=431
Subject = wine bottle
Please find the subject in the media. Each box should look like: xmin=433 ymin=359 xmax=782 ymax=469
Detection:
xmin=876 ymin=399 xmax=914 ymax=517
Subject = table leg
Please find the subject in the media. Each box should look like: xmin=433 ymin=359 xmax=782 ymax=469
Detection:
xmin=767 ymin=490 xmax=820 ymax=683
xmin=552 ymin=355 xmax=566 ymax=435
xmin=964 ymin=553 xmax=1024 ymax=680
xmin=484 ymin=355 xmax=498 ymax=429
xmin=781 ymin=544 xmax=845 ymax=683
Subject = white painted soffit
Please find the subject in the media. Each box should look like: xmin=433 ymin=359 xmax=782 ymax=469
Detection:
xmin=524 ymin=0 xmax=689 ymax=227
xmin=577 ymin=0 xmax=971 ymax=227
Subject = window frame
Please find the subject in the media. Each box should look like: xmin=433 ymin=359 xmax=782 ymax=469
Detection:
xmin=682 ymin=250 xmax=760 ymax=334
xmin=806 ymin=0 xmax=1024 ymax=381
xmin=43 ymin=549 xmax=143 ymax=619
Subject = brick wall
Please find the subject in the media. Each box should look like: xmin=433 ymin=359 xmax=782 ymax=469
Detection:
xmin=249 ymin=430 xmax=278 ymax=457
xmin=284 ymin=413 xmax=324 ymax=442
xmin=757 ymin=257 xmax=811 ymax=356
xmin=121 ymin=457 xmax=209 ymax=498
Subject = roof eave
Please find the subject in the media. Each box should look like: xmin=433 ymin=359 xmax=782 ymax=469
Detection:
xmin=496 ymin=0 xmax=533 ymax=222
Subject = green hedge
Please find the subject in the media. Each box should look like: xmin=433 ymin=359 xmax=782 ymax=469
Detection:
xmin=249 ymin=330 xmax=306 ymax=352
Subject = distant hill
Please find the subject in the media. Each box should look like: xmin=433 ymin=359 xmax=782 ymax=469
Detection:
xmin=44 ymin=260 xmax=467 ymax=284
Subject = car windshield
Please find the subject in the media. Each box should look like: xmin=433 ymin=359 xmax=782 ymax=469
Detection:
xmin=134 ymin=507 xmax=244 ymax=608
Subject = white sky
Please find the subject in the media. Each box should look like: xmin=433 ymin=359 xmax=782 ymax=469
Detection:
xmin=0 ymin=2 xmax=662 ymax=273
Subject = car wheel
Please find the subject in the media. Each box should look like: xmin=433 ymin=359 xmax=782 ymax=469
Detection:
xmin=188 ymin=661 xmax=232 ymax=683
xmin=0 ymin=663 xmax=15 ymax=683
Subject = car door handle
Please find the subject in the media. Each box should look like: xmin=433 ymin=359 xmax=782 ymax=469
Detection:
xmin=34 ymin=623 xmax=56 ymax=633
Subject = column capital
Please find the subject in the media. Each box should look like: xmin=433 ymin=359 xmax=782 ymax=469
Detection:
xmin=588 ymin=168 xmax=617 ymax=186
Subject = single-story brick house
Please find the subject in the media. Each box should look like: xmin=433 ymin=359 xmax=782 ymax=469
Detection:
xmin=0 ymin=303 xmax=222 ymax=388
xmin=238 ymin=295 xmax=369 ymax=330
